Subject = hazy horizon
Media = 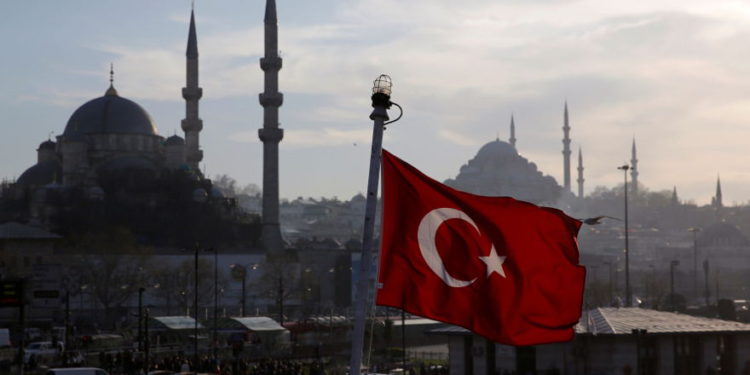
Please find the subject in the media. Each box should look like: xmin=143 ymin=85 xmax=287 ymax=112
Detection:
xmin=2 ymin=1 xmax=749 ymax=205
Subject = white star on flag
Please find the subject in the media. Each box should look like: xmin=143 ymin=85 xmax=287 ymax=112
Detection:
xmin=479 ymin=245 xmax=507 ymax=278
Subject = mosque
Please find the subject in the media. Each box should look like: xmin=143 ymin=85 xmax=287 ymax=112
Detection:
xmin=445 ymin=103 xmax=598 ymax=207
xmin=0 ymin=9 xmax=264 ymax=248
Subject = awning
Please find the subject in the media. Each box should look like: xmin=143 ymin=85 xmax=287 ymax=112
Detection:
xmin=220 ymin=316 xmax=286 ymax=332
xmin=150 ymin=316 xmax=204 ymax=330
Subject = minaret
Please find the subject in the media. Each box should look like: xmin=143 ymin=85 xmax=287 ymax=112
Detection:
xmin=509 ymin=114 xmax=516 ymax=148
xmin=258 ymin=0 xmax=284 ymax=252
xmin=630 ymin=138 xmax=639 ymax=197
xmin=715 ymin=176 xmax=723 ymax=208
xmin=562 ymin=102 xmax=571 ymax=191
xmin=671 ymin=186 xmax=679 ymax=206
xmin=181 ymin=8 xmax=203 ymax=170
xmin=577 ymin=147 xmax=584 ymax=198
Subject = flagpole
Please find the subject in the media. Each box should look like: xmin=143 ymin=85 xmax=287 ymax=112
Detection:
xmin=350 ymin=75 xmax=392 ymax=375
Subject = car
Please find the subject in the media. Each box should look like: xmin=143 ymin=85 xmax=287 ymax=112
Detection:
xmin=46 ymin=367 xmax=109 ymax=375
xmin=24 ymin=341 xmax=63 ymax=363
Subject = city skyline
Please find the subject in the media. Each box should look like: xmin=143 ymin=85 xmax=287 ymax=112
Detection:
xmin=2 ymin=1 xmax=750 ymax=205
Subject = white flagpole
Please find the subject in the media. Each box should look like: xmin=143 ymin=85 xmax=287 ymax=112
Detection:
xmin=349 ymin=75 xmax=392 ymax=375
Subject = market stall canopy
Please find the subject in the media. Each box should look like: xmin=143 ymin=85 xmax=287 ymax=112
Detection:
xmin=150 ymin=316 xmax=205 ymax=331
xmin=218 ymin=316 xmax=286 ymax=332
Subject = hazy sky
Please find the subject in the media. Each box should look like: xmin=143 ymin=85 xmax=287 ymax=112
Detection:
xmin=2 ymin=1 xmax=750 ymax=205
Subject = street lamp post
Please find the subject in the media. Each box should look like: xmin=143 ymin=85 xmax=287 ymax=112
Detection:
xmin=193 ymin=244 xmax=199 ymax=368
xmin=703 ymin=259 xmax=710 ymax=307
xmin=670 ymin=260 xmax=680 ymax=311
xmin=618 ymin=164 xmax=631 ymax=307
xmin=138 ymin=287 xmax=145 ymax=352
xmin=688 ymin=227 xmax=700 ymax=301
xmin=211 ymin=248 xmax=218 ymax=366
xmin=144 ymin=307 xmax=150 ymax=373
xmin=350 ymin=75 xmax=395 ymax=375
xmin=230 ymin=264 xmax=246 ymax=316
xmin=603 ymin=261 xmax=613 ymax=304
xmin=648 ymin=264 xmax=655 ymax=307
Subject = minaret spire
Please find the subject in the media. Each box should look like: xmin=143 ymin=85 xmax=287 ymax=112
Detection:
xmin=509 ymin=114 xmax=516 ymax=148
xmin=106 ymin=63 xmax=118 ymax=96
xmin=562 ymin=101 xmax=571 ymax=191
xmin=630 ymin=137 xmax=639 ymax=197
xmin=181 ymin=8 xmax=203 ymax=170
xmin=258 ymin=0 xmax=284 ymax=252
xmin=577 ymin=146 xmax=584 ymax=198
xmin=715 ymin=175 xmax=723 ymax=208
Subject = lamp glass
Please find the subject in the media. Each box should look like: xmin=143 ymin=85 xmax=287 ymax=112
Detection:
xmin=372 ymin=74 xmax=392 ymax=96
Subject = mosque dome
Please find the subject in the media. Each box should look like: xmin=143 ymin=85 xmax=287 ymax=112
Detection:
xmin=38 ymin=140 xmax=56 ymax=151
xmin=475 ymin=138 xmax=517 ymax=159
xmin=165 ymin=135 xmax=185 ymax=146
xmin=17 ymin=161 xmax=62 ymax=186
xmin=444 ymin=138 xmax=561 ymax=204
xmin=63 ymin=85 xmax=157 ymax=136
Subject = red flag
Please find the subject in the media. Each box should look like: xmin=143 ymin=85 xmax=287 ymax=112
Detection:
xmin=376 ymin=150 xmax=585 ymax=346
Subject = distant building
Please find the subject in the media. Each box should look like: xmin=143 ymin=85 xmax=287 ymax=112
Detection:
xmin=430 ymin=307 xmax=750 ymax=375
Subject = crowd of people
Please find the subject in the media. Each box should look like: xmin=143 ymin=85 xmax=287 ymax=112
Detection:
xmin=95 ymin=352 xmax=328 ymax=375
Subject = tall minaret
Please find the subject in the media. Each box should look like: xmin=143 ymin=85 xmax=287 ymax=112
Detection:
xmin=714 ymin=176 xmax=723 ymax=208
xmin=577 ymin=147 xmax=584 ymax=198
xmin=258 ymin=0 xmax=284 ymax=252
xmin=562 ymin=102 xmax=571 ymax=191
xmin=630 ymin=138 xmax=639 ymax=197
xmin=509 ymin=114 xmax=516 ymax=148
xmin=181 ymin=8 xmax=203 ymax=170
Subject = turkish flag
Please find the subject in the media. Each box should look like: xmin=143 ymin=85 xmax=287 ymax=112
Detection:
xmin=376 ymin=150 xmax=585 ymax=346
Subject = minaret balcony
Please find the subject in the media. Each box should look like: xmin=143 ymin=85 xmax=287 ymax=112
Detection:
xmin=187 ymin=149 xmax=204 ymax=163
xmin=182 ymin=87 xmax=203 ymax=100
xmin=259 ymin=92 xmax=284 ymax=107
xmin=181 ymin=119 xmax=204 ymax=132
xmin=260 ymin=57 xmax=282 ymax=71
xmin=258 ymin=128 xmax=284 ymax=143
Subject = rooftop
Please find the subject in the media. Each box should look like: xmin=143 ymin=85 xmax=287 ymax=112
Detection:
xmin=428 ymin=307 xmax=750 ymax=338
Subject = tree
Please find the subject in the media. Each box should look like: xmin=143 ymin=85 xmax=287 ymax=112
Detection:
xmin=250 ymin=254 xmax=301 ymax=323
xmin=64 ymin=226 xmax=153 ymax=327
xmin=151 ymin=258 xmax=228 ymax=316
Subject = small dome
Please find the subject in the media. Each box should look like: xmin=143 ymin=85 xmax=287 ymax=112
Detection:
xmin=63 ymin=86 xmax=157 ymax=136
xmin=165 ymin=135 xmax=185 ymax=146
xmin=17 ymin=161 xmax=62 ymax=186
xmin=38 ymin=140 xmax=56 ymax=151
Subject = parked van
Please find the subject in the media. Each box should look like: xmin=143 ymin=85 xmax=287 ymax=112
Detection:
xmin=46 ymin=368 xmax=109 ymax=375
xmin=0 ymin=329 xmax=10 ymax=347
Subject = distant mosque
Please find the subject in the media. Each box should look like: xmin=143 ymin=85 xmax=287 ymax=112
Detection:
xmin=445 ymin=102 xmax=602 ymax=206
xmin=1 ymin=8 xmax=264 ymax=247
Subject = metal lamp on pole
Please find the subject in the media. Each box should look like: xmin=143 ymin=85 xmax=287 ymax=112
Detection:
xmin=688 ymin=227 xmax=700 ymax=301
xmin=670 ymin=260 xmax=680 ymax=311
xmin=617 ymin=164 xmax=631 ymax=307
xmin=350 ymin=74 xmax=398 ymax=375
